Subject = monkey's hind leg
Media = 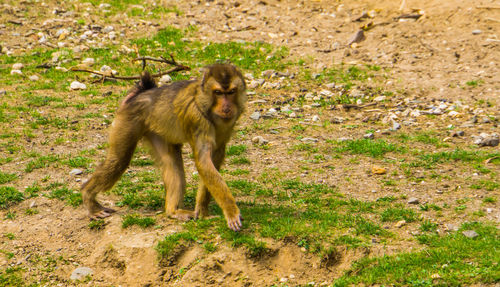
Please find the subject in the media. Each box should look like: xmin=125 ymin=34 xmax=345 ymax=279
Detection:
xmin=148 ymin=134 xmax=194 ymax=221
xmin=81 ymin=114 xmax=141 ymax=219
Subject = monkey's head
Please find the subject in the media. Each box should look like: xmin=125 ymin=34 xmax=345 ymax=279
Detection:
xmin=199 ymin=64 xmax=247 ymax=122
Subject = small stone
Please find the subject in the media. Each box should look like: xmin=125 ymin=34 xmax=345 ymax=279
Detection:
xmin=102 ymin=25 xmax=114 ymax=33
xmin=319 ymin=89 xmax=333 ymax=97
xmin=451 ymin=131 xmax=465 ymax=137
xmin=448 ymin=111 xmax=459 ymax=117
xmin=431 ymin=274 xmax=441 ymax=279
xmin=312 ymin=115 xmax=320 ymax=122
xmin=481 ymin=116 xmax=491 ymax=123
xmin=364 ymin=133 xmax=374 ymax=139
xmin=436 ymin=190 xmax=443 ymax=194
xmin=288 ymin=112 xmax=296 ymax=118
xmin=29 ymin=200 xmax=37 ymax=208
xmin=248 ymin=79 xmax=264 ymax=89
xmin=371 ymin=166 xmax=386 ymax=175
xmin=250 ymin=111 xmax=261 ymax=120
xmin=159 ymin=74 xmax=172 ymax=85
xmin=391 ymin=122 xmax=401 ymax=131
xmin=374 ymin=96 xmax=386 ymax=102
xmin=252 ymin=136 xmax=268 ymax=145
xmin=472 ymin=29 xmax=482 ymax=35
xmin=407 ymin=197 xmax=419 ymax=204
xmin=289 ymin=274 xmax=295 ymax=279
xmin=99 ymin=3 xmax=111 ymax=9
xmin=301 ymin=137 xmax=318 ymax=143
xmin=0 ymin=90 xmax=6 ymax=95
xmin=395 ymin=220 xmax=406 ymax=228
xmin=69 ymin=169 xmax=83 ymax=176
xmin=70 ymin=81 xmax=86 ymax=90
xmin=462 ymin=230 xmax=479 ymax=238
xmin=82 ymin=58 xmax=95 ymax=66
xmin=10 ymin=69 xmax=22 ymax=75
xmin=261 ymin=70 xmax=276 ymax=78
xmin=280 ymin=277 xmax=288 ymax=283
xmin=474 ymin=133 xmax=499 ymax=147
xmin=330 ymin=117 xmax=344 ymax=124
xmin=486 ymin=208 xmax=492 ymax=214
xmin=70 ymin=267 xmax=93 ymax=280
xmin=29 ymin=75 xmax=39 ymax=81
xmin=445 ymin=224 xmax=459 ymax=232
xmin=12 ymin=63 xmax=24 ymax=70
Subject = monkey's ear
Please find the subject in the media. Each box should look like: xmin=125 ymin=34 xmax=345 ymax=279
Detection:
xmin=200 ymin=66 xmax=211 ymax=88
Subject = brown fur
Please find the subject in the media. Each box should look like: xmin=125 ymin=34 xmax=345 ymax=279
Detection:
xmin=81 ymin=64 xmax=247 ymax=231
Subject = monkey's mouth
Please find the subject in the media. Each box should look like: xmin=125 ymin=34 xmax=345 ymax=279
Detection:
xmin=218 ymin=114 xmax=234 ymax=120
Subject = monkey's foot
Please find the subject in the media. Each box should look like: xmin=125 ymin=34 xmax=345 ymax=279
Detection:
xmin=226 ymin=214 xmax=243 ymax=232
xmin=169 ymin=209 xmax=195 ymax=222
xmin=88 ymin=205 xmax=116 ymax=220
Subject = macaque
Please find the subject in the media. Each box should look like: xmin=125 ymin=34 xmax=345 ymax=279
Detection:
xmin=81 ymin=63 xmax=247 ymax=231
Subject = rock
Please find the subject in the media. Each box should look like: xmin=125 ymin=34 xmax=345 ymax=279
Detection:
xmin=448 ymin=111 xmax=459 ymax=117
xmin=29 ymin=75 xmax=39 ymax=81
xmin=473 ymin=133 xmax=499 ymax=147
xmin=70 ymin=267 xmax=93 ymax=280
xmin=391 ymin=121 xmax=401 ymax=131
xmin=250 ymin=111 xmax=261 ymax=120
xmin=102 ymin=25 xmax=114 ymax=33
xmin=371 ymin=166 xmax=386 ymax=175
xmin=445 ymin=224 xmax=459 ymax=232
xmin=288 ymin=112 xmax=297 ymax=118
xmin=395 ymin=220 xmax=406 ymax=228
xmin=12 ymin=63 xmax=24 ymax=70
xmin=0 ymin=90 xmax=6 ymax=95
xmin=248 ymin=79 xmax=264 ymax=89
xmin=325 ymin=82 xmax=336 ymax=89
xmin=481 ymin=116 xmax=491 ymax=123
xmin=159 ymin=74 xmax=172 ymax=86
xmin=312 ymin=115 xmax=320 ymax=122
xmin=252 ymin=136 xmax=268 ymax=145
xmin=319 ymin=89 xmax=333 ymax=97
xmin=462 ymin=230 xmax=479 ymax=238
xmin=364 ymin=133 xmax=374 ymax=139
xmin=330 ymin=117 xmax=344 ymax=124
xmin=451 ymin=130 xmax=464 ymax=137
xmin=69 ymin=169 xmax=83 ymax=176
xmin=70 ymin=81 xmax=86 ymax=90
xmin=261 ymin=70 xmax=276 ymax=78
xmin=301 ymin=137 xmax=318 ymax=143
xmin=374 ymin=96 xmax=386 ymax=102
xmin=10 ymin=69 xmax=22 ymax=75
xmin=472 ymin=29 xmax=482 ymax=35
xmin=407 ymin=197 xmax=419 ymax=204
xmin=82 ymin=58 xmax=95 ymax=66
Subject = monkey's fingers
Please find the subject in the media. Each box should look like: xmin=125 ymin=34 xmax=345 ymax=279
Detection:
xmin=227 ymin=216 xmax=242 ymax=231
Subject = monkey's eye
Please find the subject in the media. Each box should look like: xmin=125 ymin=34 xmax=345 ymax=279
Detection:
xmin=228 ymin=88 xmax=237 ymax=94
xmin=213 ymin=90 xmax=223 ymax=95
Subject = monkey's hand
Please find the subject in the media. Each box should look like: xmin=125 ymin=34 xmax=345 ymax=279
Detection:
xmin=225 ymin=209 xmax=243 ymax=231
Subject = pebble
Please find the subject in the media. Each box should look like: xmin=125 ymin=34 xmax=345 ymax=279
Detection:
xmin=0 ymin=90 xmax=6 ymax=95
xmin=261 ymin=70 xmax=276 ymax=78
xmin=371 ymin=166 xmax=386 ymax=175
xmin=391 ymin=121 xmax=401 ymax=131
xmin=250 ymin=111 xmax=261 ymax=120
xmin=248 ymin=79 xmax=264 ymax=89
xmin=312 ymin=115 xmax=320 ymax=122
xmin=69 ymin=169 xmax=83 ymax=176
xmin=374 ymin=96 xmax=386 ymax=102
xmin=319 ymin=89 xmax=333 ymax=97
xmin=301 ymin=137 xmax=318 ymax=143
xmin=12 ymin=63 xmax=24 ymax=70
xmin=102 ymin=25 xmax=114 ymax=33
xmin=472 ymin=29 xmax=482 ymax=35
xmin=10 ymin=69 xmax=22 ymax=75
xmin=395 ymin=220 xmax=406 ymax=228
xmin=70 ymin=81 xmax=86 ymax=90
xmin=82 ymin=57 xmax=95 ymax=66
xmin=473 ymin=133 xmax=499 ymax=147
xmin=330 ymin=117 xmax=344 ymax=124
xmin=29 ymin=75 xmax=39 ymax=81
xmin=445 ymin=223 xmax=459 ymax=232
xmin=70 ymin=267 xmax=93 ymax=280
xmin=364 ymin=133 xmax=374 ymax=139
xmin=462 ymin=230 xmax=479 ymax=238
xmin=407 ymin=197 xmax=419 ymax=204
xmin=159 ymin=74 xmax=172 ymax=86
xmin=252 ymin=136 xmax=269 ymax=145
xmin=451 ymin=130 xmax=464 ymax=137
xmin=288 ymin=112 xmax=297 ymax=118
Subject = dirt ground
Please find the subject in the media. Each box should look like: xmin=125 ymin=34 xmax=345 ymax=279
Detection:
xmin=0 ymin=0 xmax=499 ymax=286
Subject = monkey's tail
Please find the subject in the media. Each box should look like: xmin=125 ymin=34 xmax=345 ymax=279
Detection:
xmin=123 ymin=71 xmax=157 ymax=104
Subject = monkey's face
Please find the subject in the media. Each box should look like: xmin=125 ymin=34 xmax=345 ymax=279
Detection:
xmin=210 ymin=84 xmax=239 ymax=121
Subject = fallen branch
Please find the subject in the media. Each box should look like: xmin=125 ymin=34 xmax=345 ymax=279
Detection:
xmin=70 ymin=54 xmax=190 ymax=82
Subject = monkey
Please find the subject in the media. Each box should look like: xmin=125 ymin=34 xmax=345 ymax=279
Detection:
xmin=81 ymin=63 xmax=247 ymax=231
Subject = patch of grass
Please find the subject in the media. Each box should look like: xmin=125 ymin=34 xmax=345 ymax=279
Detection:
xmin=230 ymin=156 xmax=251 ymax=165
xmin=156 ymin=231 xmax=197 ymax=259
xmin=0 ymin=267 xmax=25 ymax=286
xmin=0 ymin=187 xmax=24 ymax=209
xmin=412 ymin=149 xmax=500 ymax=169
xmin=25 ymin=155 xmax=59 ymax=172
xmin=333 ymin=139 xmax=402 ymax=158
xmin=3 ymin=233 xmax=15 ymax=240
xmin=483 ymin=197 xmax=497 ymax=204
xmin=65 ymin=156 xmax=93 ymax=168
xmin=45 ymin=186 xmax=82 ymax=207
xmin=226 ymin=144 xmax=247 ymax=156
xmin=0 ymin=172 xmax=17 ymax=184
xmin=122 ymin=214 xmax=156 ymax=228
xmin=88 ymin=220 xmax=106 ymax=230
xmin=381 ymin=206 xmax=418 ymax=222
xmin=334 ymin=223 xmax=499 ymax=286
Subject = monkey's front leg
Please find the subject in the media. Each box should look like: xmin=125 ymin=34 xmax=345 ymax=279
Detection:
xmin=194 ymin=145 xmax=242 ymax=231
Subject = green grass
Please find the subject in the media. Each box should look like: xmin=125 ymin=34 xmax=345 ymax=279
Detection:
xmin=0 ymin=267 xmax=25 ymax=287
xmin=381 ymin=206 xmax=418 ymax=222
xmin=0 ymin=187 xmax=24 ymax=209
xmin=333 ymin=139 xmax=402 ymax=158
xmin=334 ymin=222 xmax=499 ymax=286
xmin=121 ymin=214 xmax=156 ymax=228
xmin=0 ymin=171 xmax=17 ymax=184
xmin=45 ymin=186 xmax=82 ymax=207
